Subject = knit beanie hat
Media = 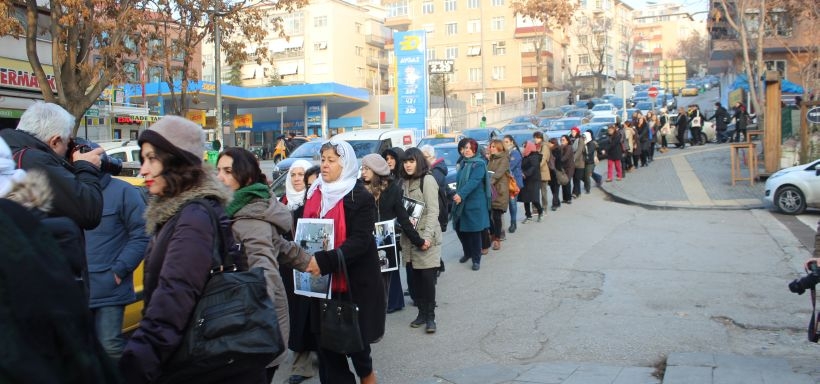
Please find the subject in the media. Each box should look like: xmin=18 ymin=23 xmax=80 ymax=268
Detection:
xmin=361 ymin=154 xmax=391 ymax=176
xmin=0 ymin=136 xmax=27 ymax=197
xmin=138 ymin=116 xmax=205 ymax=165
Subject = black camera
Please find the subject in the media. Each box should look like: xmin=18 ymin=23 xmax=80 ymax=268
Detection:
xmin=788 ymin=261 xmax=820 ymax=295
xmin=68 ymin=138 xmax=123 ymax=176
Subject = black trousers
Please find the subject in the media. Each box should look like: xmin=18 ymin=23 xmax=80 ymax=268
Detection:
xmin=572 ymin=168 xmax=584 ymax=196
xmin=490 ymin=208 xmax=504 ymax=238
xmin=411 ymin=267 xmax=437 ymax=305
xmin=548 ymin=173 xmax=561 ymax=207
xmin=456 ymin=230 xmax=482 ymax=265
xmin=317 ymin=344 xmax=373 ymax=384
xmin=691 ymin=126 xmax=702 ymax=144
xmin=524 ymin=202 xmax=543 ymax=217
xmin=676 ymin=128 xmax=686 ymax=147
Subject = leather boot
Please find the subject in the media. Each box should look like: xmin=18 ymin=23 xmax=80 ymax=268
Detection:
xmin=410 ymin=301 xmax=426 ymax=328
xmin=425 ymin=302 xmax=437 ymax=333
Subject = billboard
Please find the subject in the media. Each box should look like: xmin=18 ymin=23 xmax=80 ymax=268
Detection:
xmin=394 ymin=31 xmax=427 ymax=136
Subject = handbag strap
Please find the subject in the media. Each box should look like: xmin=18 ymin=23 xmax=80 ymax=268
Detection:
xmin=810 ymin=288 xmax=819 ymax=342
xmin=190 ymin=198 xmax=236 ymax=274
xmin=332 ymin=248 xmax=354 ymax=302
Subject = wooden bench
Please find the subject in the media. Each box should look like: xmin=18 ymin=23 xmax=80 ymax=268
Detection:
xmin=730 ymin=143 xmax=757 ymax=186
xmin=746 ymin=129 xmax=763 ymax=142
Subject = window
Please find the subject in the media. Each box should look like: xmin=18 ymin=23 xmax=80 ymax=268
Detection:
xmin=467 ymin=19 xmax=481 ymax=34
xmin=357 ymin=67 xmax=364 ymax=78
xmin=491 ymin=0 xmax=503 ymax=5
xmin=467 ymin=45 xmax=481 ymax=56
xmin=446 ymin=22 xmax=458 ymax=36
xmin=492 ymin=41 xmax=506 ymax=55
xmin=124 ymin=35 xmax=137 ymax=52
xmin=314 ymin=41 xmax=328 ymax=50
xmin=427 ymin=48 xmax=436 ymax=60
xmin=523 ymin=87 xmax=536 ymax=100
xmin=282 ymin=13 xmax=303 ymax=35
xmin=445 ymin=0 xmax=456 ymax=12
xmin=422 ymin=1 xmax=434 ymax=14
xmin=123 ymin=62 xmax=138 ymax=83
xmin=314 ymin=16 xmax=327 ymax=27
xmin=148 ymin=66 xmax=163 ymax=83
xmin=171 ymin=40 xmax=185 ymax=60
xmin=491 ymin=17 xmax=504 ymax=31
xmin=764 ymin=60 xmax=787 ymax=79
xmin=355 ymin=46 xmax=363 ymax=56
xmin=355 ymin=22 xmax=362 ymax=33
xmin=388 ymin=0 xmax=409 ymax=16
xmin=148 ymin=38 xmax=163 ymax=55
xmin=471 ymin=92 xmax=483 ymax=106
xmin=468 ymin=0 xmax=479 ymax=7
xmin=445 ymin=46 xmax=458 ymax=59
xmin=496 ymin=91 xmax=505 ymax=105
xmin=767 ymin=11 xmax=792 ymax=37
xmin=492 ymin=66 xmax=505 ymax=80
xmin=469 ymin=68 xmax=481 ymax=82
xmin=579 ymin=54 xmax=589 ymax=65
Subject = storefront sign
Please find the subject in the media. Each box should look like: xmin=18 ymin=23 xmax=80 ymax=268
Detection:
xmin=186 ymin=110 xmax=206 ymax=125
xmin=394 ymin=31 xmax=427 ymax=135
xmin=305 ymin=101 xmax=323 ymax=136
xmin=0 ymin=108 xmax=24 ymax=119
xmin=233 ymin=114 xmax=253 ymax=129
xmin=0 ymin=58 xmax=57 ymax=92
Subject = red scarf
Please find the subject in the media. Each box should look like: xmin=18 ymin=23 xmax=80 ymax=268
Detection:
xmin=303 ymin=187 xmax=348 ymax=293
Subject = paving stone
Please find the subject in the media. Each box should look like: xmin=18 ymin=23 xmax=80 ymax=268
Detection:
xmin=562 ymin=365 xmax=623 ymax=384
xmin=612 ymin=366 xmax=660 ymax=384
xmin=666 ymin=352 xmax=717 ymax=367
xmin=662 ymin=366 xmax=713 ymax=384
xmin=515 ymin=363 xmax=580 ymax=383
xmin=437 ymin=363 xmax=521 ymax=384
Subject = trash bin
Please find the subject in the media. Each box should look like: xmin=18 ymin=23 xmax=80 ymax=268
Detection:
xmin=206 ymin=150 xmax=219 ymax=166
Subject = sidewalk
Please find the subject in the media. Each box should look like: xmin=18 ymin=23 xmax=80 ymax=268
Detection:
xmin=598 ymin=144 xmax=765 ymax=210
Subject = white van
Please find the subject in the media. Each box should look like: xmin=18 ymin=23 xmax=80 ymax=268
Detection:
xmin=331 ymin=128 xmax=416 ymax=157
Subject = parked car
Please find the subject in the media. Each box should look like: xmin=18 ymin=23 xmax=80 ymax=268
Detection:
xmin=107 ymin=145 xmax=141 ymax=163
xmin=510 ymin=115 xmax=539 ymax=125
xmin=502 ymin=122 xmax=538 ymax=133
xmin=590 ymin=103 xmax=617 ymax=118
xmin=764 ymin=159 xmax=820 ymax=214
xmin=271 ymin=135 xmax=310 ymax=163
xmin=462 ymin=127 xmax=503 ymax=144
xmin=503 ymin=130 xmax=541 ymax=153
xmin=635 ymin=101 xmax=655 ymax=116
xmin=548 ymin=117 xmax=584 ymax=131
xmin=590 ymin=115 xmax=618 ymax=125
xmin=432 ymin=142 xmax=461 ymax=189
xmin=418 ymin=132 xmax=465 ymax=148
xmin=680 ymin=85 xmax=700 ymax=96
xmin=270 ymin=139 xmax=324 ymax=184
xmin=537 ymin=107 xmax=565 ymax=118
xmin=662 ymin=113 xmax=716 ymax=146
xmin=563 ymin=109 xmax=593 ymax=121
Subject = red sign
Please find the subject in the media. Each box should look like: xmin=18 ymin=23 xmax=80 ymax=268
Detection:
xmin=648 ymin=87 xmax=659 ymax=98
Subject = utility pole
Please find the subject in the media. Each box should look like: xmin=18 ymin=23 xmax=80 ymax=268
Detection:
xmin=479 ymin=0 xmax=487 ymax=118
xmin=213 ymin=10 xmax=226 ymax=149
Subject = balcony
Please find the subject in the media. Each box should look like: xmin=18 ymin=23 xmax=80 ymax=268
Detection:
xmin=385 ymin=16 xmax=411 ymax=30
xmin=365 ymin=35 xmax=385 ymax=47
xmin=366 ymin=57 xmax=387 ymax=68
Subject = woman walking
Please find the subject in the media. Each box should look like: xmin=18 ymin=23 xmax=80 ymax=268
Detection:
xmin=518 ymin=141 xmax=543 ymax=223
xmin=502 ymin=135 xmax=523 ymax=234
xmin=486 ymin=139 xmax=509 ymax=250
xmin=548 ymin=138 xmax=561 ymax=211
xmin=559 ymin=135 xmax=574 ymax=204
xmin=399 ymin=148 xmax=442 ymax=333
xmin=453 ymin=138 xmax=490 ymax=271
xmin=302 ymin=140 xmax=384 ymax=384
xmin=216 ymin=148 xmax=313 ymax=382
xmin=569 ymin=127 xmax=586 ymax=198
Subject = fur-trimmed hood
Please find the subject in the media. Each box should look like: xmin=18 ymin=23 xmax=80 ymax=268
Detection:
xmin=5 ymin=170 xmax=53 ymax=213
xmin=144 ymin=172 xmax=233 ymax=234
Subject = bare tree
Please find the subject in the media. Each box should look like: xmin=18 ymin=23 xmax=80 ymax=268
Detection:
xmin=716 ymin=0 xmax=768 ymax=116
xmin=766 ymin=0 xmax=819 ymax=100
xmin=571 ymin=15 xmax=610 ymax=97
xmin=676 ymin=30 xmax=709 ymax=77
xmin=512 ymin=0 xmax=576 ymax=113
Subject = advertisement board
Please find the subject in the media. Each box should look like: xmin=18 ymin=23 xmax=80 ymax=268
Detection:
xmin=394 ymin=31 xmax=427 ymax=136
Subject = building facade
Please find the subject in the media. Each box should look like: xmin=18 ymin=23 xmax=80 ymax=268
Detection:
xmin=632 ymin=2 xmax=705 ymax=83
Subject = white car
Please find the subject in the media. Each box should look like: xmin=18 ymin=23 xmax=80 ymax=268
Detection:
xmin=107 ymin=145 xmax=141 ymax=163
xmin=590 ymin=103 xmax=617 ymax=118
xmin=764 ymin=159 xmax=820 ymax=215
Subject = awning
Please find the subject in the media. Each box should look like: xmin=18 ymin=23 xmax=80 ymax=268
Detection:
xmin=286 ymin=36 xmax=304 ymax=49
xmin=278 ymin=63 xmax=299 ymax=76
xmin=730 ymin=73 xmax=804 ymax=94
xmin=270 ymin=39 xmax=288 ymax=53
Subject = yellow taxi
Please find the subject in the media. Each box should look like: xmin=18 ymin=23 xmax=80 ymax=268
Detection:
xmin=680 ymin=86 xmax=700 ymax=97
xmin=115 ymin=175 xmax=146 ymax=332
xmin=417 ymin=132 xmax=465 ymax=148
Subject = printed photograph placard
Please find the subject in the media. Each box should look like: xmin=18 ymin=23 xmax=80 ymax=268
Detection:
xmin=293 ymin=218 xmax=333 ymax=298
xmin=374 ymin=220 xmax=399 ymax=272
xmin=402 ymin=196 xmax=425 ymax=229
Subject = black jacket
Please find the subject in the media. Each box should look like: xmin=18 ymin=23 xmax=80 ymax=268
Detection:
xmin=606 ymin=131 xmax=623 ymax=159
xmin=0 ymin=128 xmax=102 ymax=229
xmin=377 ymin=180 xmax=424 ymax=247
xmin=517 ymin=152 xmax=542 ymax=203
xmin=709 ymin=106 xmax=730 ymax=130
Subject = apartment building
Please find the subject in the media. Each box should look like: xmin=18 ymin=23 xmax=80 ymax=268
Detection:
xmin=565 ymin=0 xmax=634 ymax=98
xmin=632 ymin=2 xmax=704 ymax=83
xmin=383 ymin=0 xmax=565 ymax=114
xmin=202 ymin=0 xmax=390 ymax=94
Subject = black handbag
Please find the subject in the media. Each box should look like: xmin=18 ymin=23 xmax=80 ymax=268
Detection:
xmin=319 ymin=249 xmax=365 ymax=354
xmin=157 ymin=200 xmax=284 ymax=383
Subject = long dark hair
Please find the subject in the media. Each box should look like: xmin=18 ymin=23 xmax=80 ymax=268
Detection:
xmin=400 ymin=147 xmax=429 ymax=179
xmin=363 ymin=172 xmax=392 ymax=202
xmin=154 ymin=148 xmax=206 ymax=197
xmin=218 ymin=147 xmax=267 ymax=188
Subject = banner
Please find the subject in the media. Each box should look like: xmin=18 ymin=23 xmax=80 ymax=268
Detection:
xmin=233 ymin=114 xmax=253 ymax=130
xmin=394 ymin=31 xmax=427 ymax=136
xmin=0 ymin=57 xmax=56 ymax=92
xmin=186 ymin=110 xmax=206 ymax=126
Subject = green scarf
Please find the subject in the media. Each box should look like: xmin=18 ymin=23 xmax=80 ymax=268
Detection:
xmin=225 ymin=182 xmax=271 ymax=217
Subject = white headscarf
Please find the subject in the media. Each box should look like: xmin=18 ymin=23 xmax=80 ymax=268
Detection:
xmin=0 ymin=137 xmax=26 ymax=197
xmin=306 ymin=139 xmax=358 ymax=218
xmin=583 ymin=131 xmax=593 ymax=144
xmin=285 ymin=159 xmax=313 ymax=211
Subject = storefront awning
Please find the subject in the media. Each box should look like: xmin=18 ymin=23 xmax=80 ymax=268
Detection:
xmin=278 ymin=63 xmax=299 ymax=76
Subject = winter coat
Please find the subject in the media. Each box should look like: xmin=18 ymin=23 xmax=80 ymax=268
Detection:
xmin=688 ymin=109 xmax=703 ymax=128
xmin=676 ymin=113 xmax=689 ymax=134
xmin=120 ymin=174 xmax=236 ymax=384
xmin=536 ymin=142 xmax=552 ymax=181
xmin=560 ymin=144 xmax=575 ymax=177
xmin=606 ymin=131 xmax=623 ymax=159
xmin=572 ymin=138 xmax=585 ymax=169
xmin=518 ymin=152 xmax=542 ymax=204
xmin=0 ymin=128 xmax=102 ymax=229
xmin=400 ymin=175 xmax=442 ymax=269
xmin=624 ymin=126 xmax=637 ymax=154
xmin=487 ymin=152 xmax=510 ymax=211
xmin=312 ymin=181 xmax=386 ymax=344
xmin=86 ymin=174 xmax=149 ymax=309
xmin=584 ymin=141 xmax=598 ymax=165
xmin=452 ymin=156 xmax=490 ymax=233
xmin=710 ymin=106 xmax=729 ymax=131
xmin=509 ymin=148 xmax=524 ymax=188
xmin=636 ymin=120 xmax=649 ymax=143
xmin=733 ymin=108 xmax=749 ymax=130
xmin=231 ymin=197 xmax=312 ymax=367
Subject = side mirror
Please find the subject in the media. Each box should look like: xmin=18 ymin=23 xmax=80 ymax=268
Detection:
xmin=815 ymin=168 xmax=820 ymax=177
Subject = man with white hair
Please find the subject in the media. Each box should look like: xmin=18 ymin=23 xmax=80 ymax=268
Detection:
xmin=0 ymin=102 xmax=104 ymax=229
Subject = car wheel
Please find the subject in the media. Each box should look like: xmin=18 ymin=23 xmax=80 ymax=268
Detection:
xmin=774 ymin=185 xmax=806 ymax=215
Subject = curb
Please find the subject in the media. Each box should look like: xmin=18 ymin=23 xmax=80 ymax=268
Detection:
xmin=599 ymin=184 xmax=766 ymax=211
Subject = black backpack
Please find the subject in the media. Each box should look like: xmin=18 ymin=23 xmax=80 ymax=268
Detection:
xmin=420 ymin=173 xmax=450 ymax=232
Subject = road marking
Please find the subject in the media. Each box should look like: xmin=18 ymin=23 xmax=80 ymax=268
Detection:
xmin=671 ymin=155 xmax=712 ymax=205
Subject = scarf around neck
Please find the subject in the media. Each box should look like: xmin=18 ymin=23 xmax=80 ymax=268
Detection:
xmin=226 ymin=182 xmax=271 ymax=217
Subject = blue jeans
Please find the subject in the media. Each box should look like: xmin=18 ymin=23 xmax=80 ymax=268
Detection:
xmin=508 ymin=198 xmax=518 ymax=223
xmin=93 ymin=305 xmax=125 ymax=360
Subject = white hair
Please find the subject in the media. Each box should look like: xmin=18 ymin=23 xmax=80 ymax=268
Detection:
xmin=17 ymin=102 xmax=74 ymax=142
xmin=419 ymin=144 xmax=436 ymax=159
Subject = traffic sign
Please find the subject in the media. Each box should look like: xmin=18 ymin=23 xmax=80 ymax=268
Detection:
xmin=84 ymin=108 xmax=99 ymax=117
xmin=808 ymin=107 xmax=820 ymax=124
xmin=648 ymin=87 xmax=659 ymax=98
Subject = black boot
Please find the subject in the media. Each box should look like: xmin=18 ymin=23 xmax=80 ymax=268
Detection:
xmin=410 ymin=301 xmax=426 ymax=328
xmin=425 ymin=302 xmax=436 ymax=333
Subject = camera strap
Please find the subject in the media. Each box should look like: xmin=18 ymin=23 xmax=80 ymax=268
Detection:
xmin=12 ymin=147 xmax=30 ymax=169
xmin=809 ymin=288 xmax=819 ymax=343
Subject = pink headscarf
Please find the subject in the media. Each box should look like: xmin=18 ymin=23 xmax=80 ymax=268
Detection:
xmin=522 ymin=141 xmax=536 ymax=157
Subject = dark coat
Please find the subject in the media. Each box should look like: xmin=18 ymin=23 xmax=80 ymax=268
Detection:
xmin=377 ymin=180 xmax=424 ymax=247
xmin=710 ymin=106 xmax=730 ymax=130
xmin=606 ymin=131 xmax=623 ymax=159
xmin=518 ymin=152 xmax=542 ymax=203
xmin=120 ymin=176 xmax=235 ymax=384
xmin=312 ymin=181 xmax=386 ymax=344
xmin=0 ymin=128 xmax=102 ymax=229
xmin=676 ymin=113 xmax=689 ymax=133
xmin=86 ymin=174 xmax=149 ymax=309
xmin=560 ymin=144 xmax=575 ymax=177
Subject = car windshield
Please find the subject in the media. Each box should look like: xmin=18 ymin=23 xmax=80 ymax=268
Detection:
xmin=592 ymin=104 xmax=613 ymax=111
xmin=436 ymin=146 xmax=461 ymax=167
xmin=344 ymin=140 xmax=383 ymax=158
xmin=551 ymin=120 xmax=580 ymax=130
xmin=419 ymin=137 xmax=455 ymax=147
xmin=289 ymin=140 xmax=323 ymax=158
xmin=538 ymin=108 xmax=563 ymax=117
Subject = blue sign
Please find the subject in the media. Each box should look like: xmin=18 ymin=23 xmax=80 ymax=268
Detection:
xmin=394 ymin=31 xmax=427 ymax=136
xmin=305 ymin=101 xmax=323 ymax=137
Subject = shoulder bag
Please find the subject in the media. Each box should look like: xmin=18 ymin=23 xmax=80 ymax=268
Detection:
xmin=555 ymin=169 xmax=569 ymax=186
xmin=319 ymin=249 xmax=365 ymax=354
xmin=507 ymin=171 xmax=520 ymax=197
xmin=157 ymin=199 xmax=284 ymax=383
